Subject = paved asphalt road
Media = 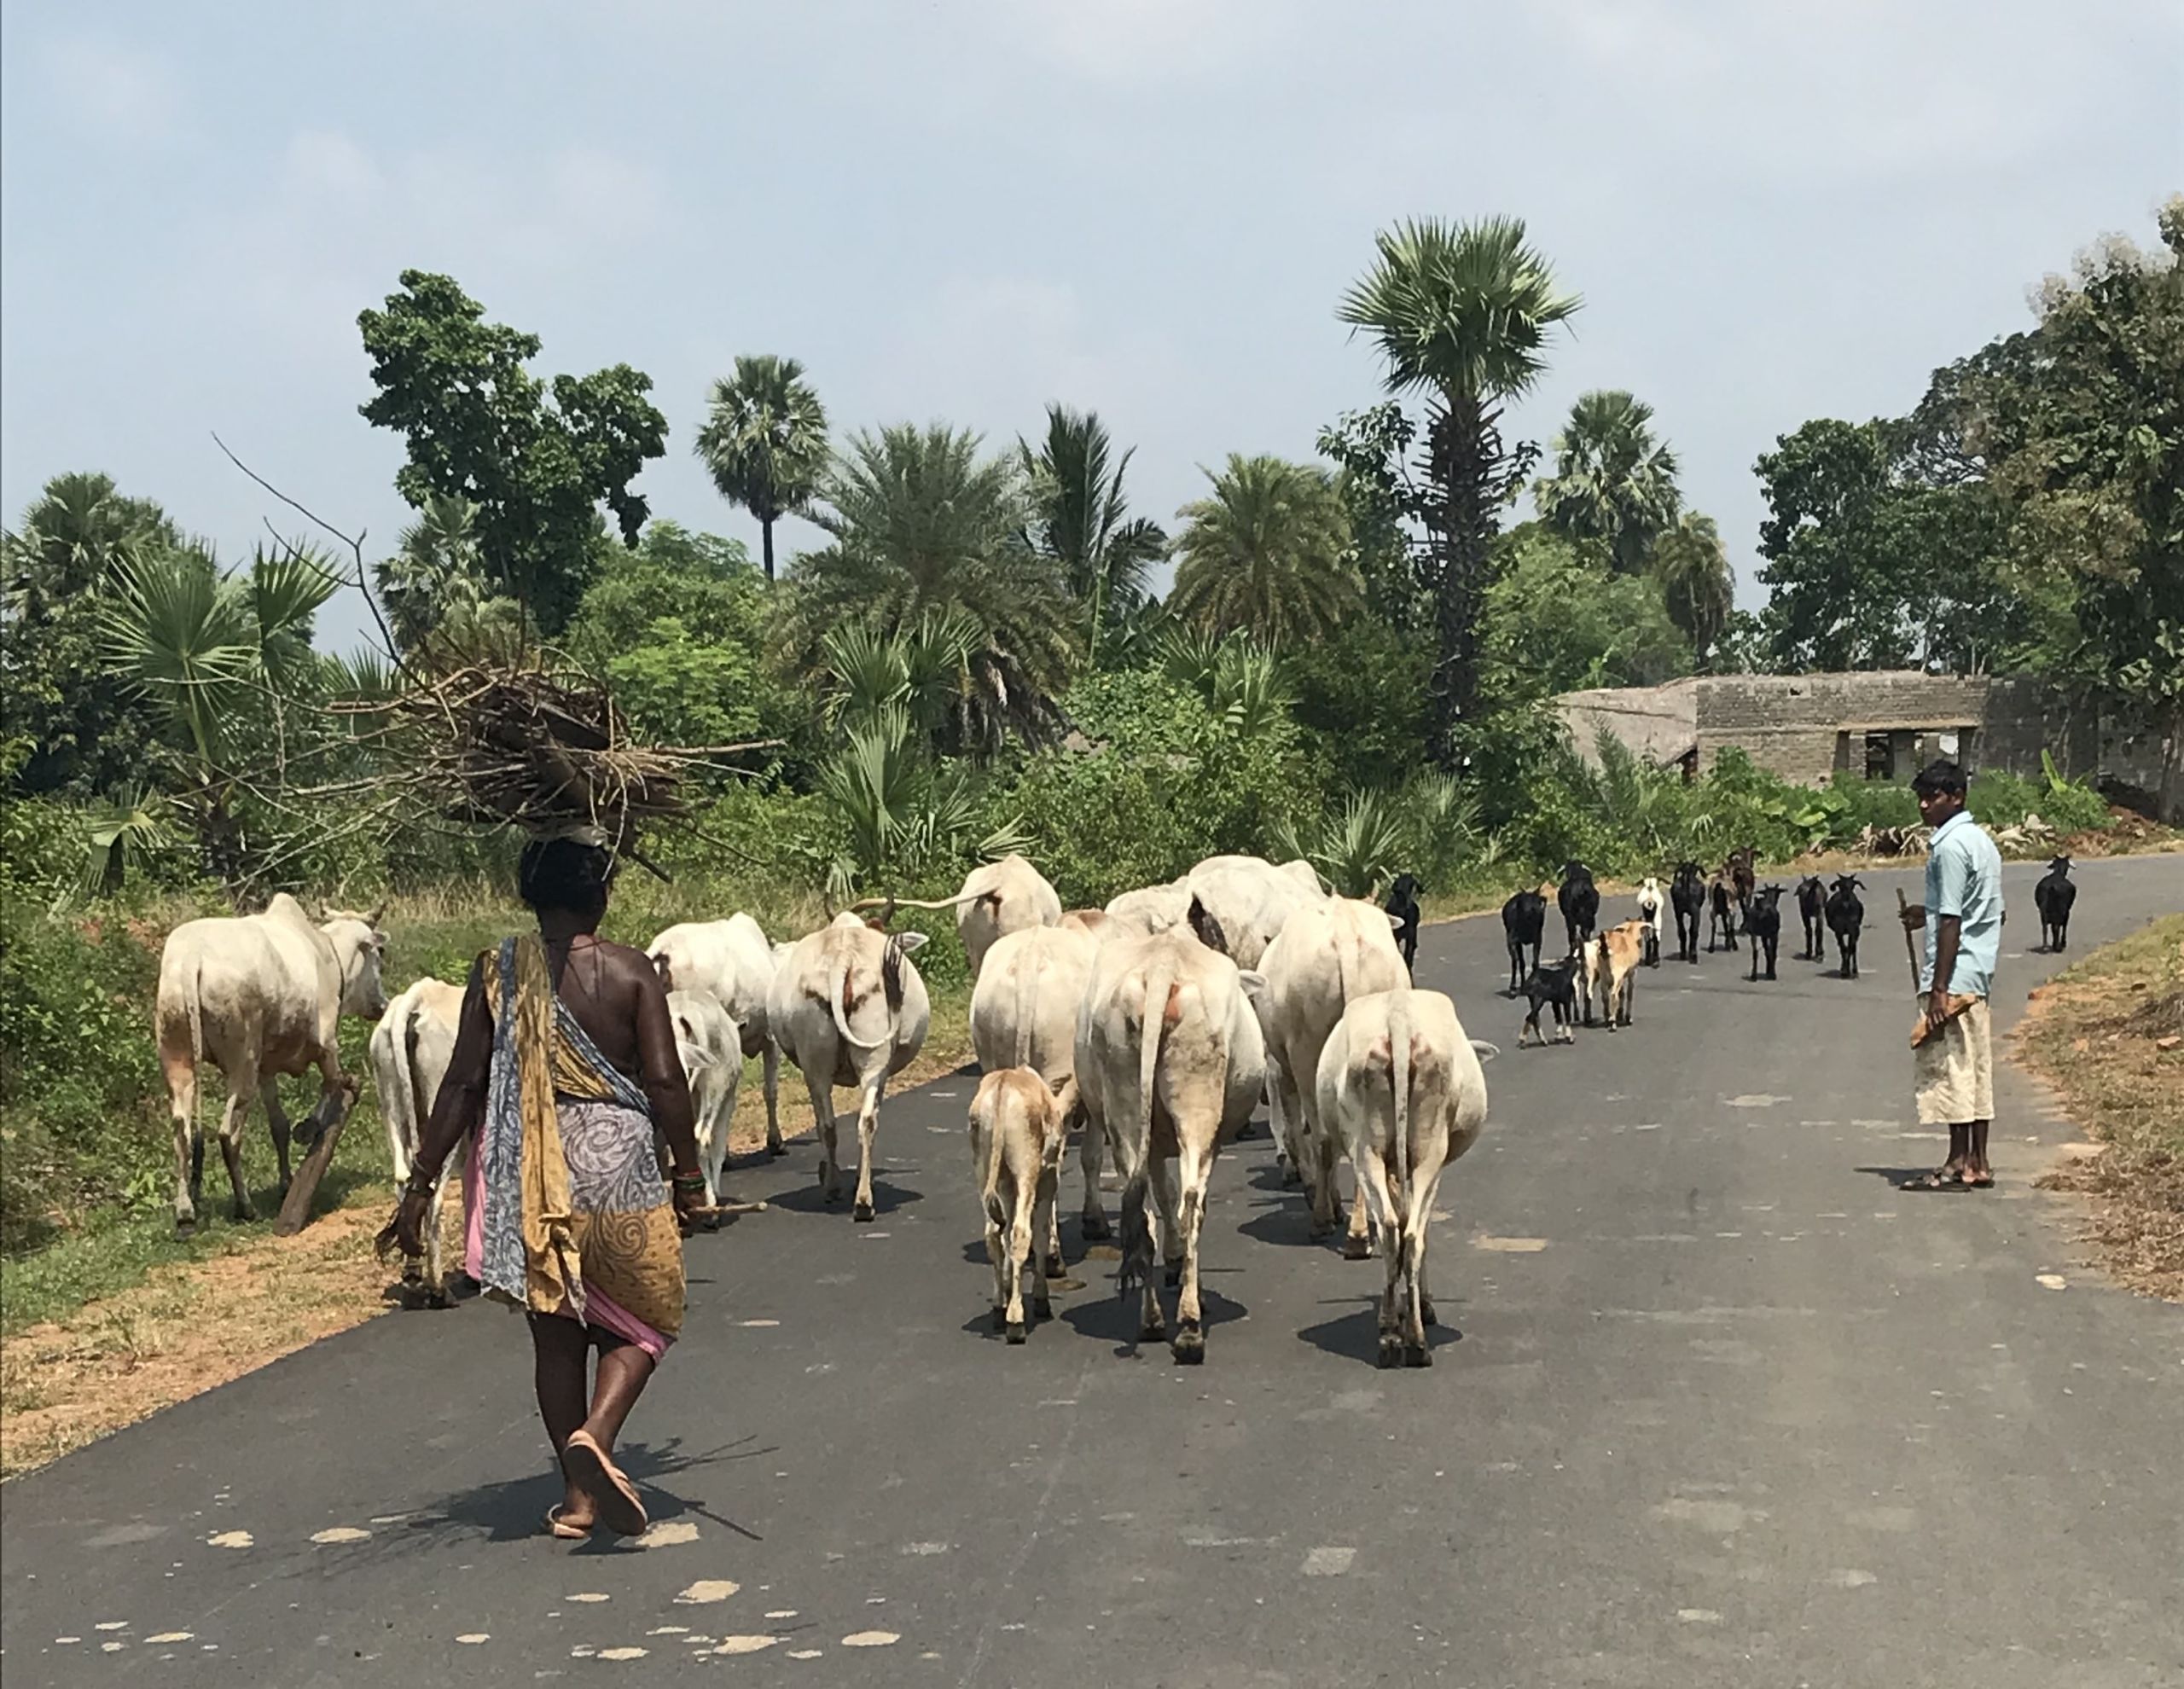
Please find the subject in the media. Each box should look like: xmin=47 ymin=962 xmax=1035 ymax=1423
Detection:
xmin=5 ymin=855 xmax=2181 ymax=1688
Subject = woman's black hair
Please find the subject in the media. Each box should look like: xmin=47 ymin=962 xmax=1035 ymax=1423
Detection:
xmin=517 ymin=836 xmax=615 ymax=914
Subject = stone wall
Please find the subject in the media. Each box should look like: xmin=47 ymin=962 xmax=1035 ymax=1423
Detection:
xmin=1689 ymin=671 xmax=1987 ymax=785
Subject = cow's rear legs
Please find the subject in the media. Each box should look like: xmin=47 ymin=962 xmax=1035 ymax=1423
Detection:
xmin=1170 ymin=1145 xmax=1211 ymax=1365
xmin=804 ymin=1069 xmax=842 ymax=1204
xmin=851 ymin=1078 xmax=886 ymax=1222
xmin=217 ymin=1074 xmax=258 ymax=1222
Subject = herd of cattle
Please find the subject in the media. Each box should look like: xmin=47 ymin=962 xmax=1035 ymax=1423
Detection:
xmin=142 ymin=845 xmax=2083 ymax=1371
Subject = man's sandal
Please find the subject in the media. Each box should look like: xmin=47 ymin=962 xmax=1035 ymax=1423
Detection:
xmin=545 ymin=1506 xmax=591 ymax=1541
xmin=561 ymin=1430 xmax=648 ymax=1537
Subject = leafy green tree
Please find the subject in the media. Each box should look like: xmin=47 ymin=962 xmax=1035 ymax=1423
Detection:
xmin=694 ymin=354 xmax=829 ymax=582
xmin=2 ymin=473 xmax=177 ymax=795
xmin=783 ymin=423 xmax=1076 ymax=754
xmin=1166 ymin=454 xmax=1356 ymax=642
xmin=357 ymin=270 xmax=666 ymax=633
xmin=1479 ymin=523 xmax=1689 ymax=699
xmin=1647 ymin=510 xmax=1736 ymax=665
xmin=1534 ymin=390 xmax=1682 ymax=575
xmin=1754 ymin=418 xmax=2018 ymax=671
xmin=371 ymin=492 xmax=531 ymax=666
xmin=564 ymin=522 xmax=790 ymax=755
xmin=1287 ymin=618 xmax=1432 ymax=791
xmin=1339 ymin=216 xmax=1582 ymax=765
xmin=1017 ymin=404 xmax=1166 ymax=665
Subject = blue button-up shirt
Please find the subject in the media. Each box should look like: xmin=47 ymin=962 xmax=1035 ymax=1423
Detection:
xmin=1921 ymin=809 xmax=2004 ymax=997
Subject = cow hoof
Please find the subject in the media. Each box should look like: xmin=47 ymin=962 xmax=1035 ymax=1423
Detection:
xmin=1281 ymin=1164 xmax=1304 ymax=1189
xmin=1163 ymin=1262 xmax=1182 ymax=1290
xmin=1043 ymin=1253 xmax=1065 ymax=1280
xmin=1079 ymin=1210 xmax=1110 ymax=1242
xmin=1172 ymin=1326 xmax=1204 ymax=1365
xmin=175 ymin=1217 xmax=197 ymax=1241
xmin=853 ymin=1203 xmax=875 ymax=1223
xmin=1404 ymin=1342 xmax=1432 ymax=1368
xmin=423 ymin=1288 xmax=453 ymax=1311
xmin=1234 ymin=1120 xmax=1256 ymax=1141
xmin=1377 ymin=1337 xmax=1402 ymax=1370
xmin=1139 ymin=1320 xmax=1167 ymax=1344
xmin=1006 ymin=1320 xmax=1027 ymax=1345
xmin=1342 ymin=1233 xmax=1372 ymax=1262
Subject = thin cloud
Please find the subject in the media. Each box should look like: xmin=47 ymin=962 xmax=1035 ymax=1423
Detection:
xmin=40 ymin=32 xmax=183 ymax=143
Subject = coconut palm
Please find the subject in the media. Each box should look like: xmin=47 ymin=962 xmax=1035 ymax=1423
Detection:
xmin=1167 ymin=455 xmax=1356 ymax=643
xmin=1649 ymin=511 xmax=1736 ymax=664
xmin=787 ymin=422 xmax=1076 ymax=754
xmin=1018 ymin=404 xmax=1166 ymax=664
xmin=1339 ymin=216 xmax=1581 ymax=763
xmin=694 ymin=354 xmax=829 ymax=581
xmin=1534 ymin=390 xmax=1683 ymax=575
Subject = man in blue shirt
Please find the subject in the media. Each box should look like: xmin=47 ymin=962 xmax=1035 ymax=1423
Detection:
xmin=1898 ymin=760 xmax=2005 ymax=1190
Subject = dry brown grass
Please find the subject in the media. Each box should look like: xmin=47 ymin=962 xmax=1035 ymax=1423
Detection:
xmin=0 ymin=997 xmax=976 ymax=1480
xmin=2018 ymin=914 xmax=2184 ymax=1303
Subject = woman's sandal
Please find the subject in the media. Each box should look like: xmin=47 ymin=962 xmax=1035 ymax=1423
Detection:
xmin=545 ymin=1506 xmax=591 ymax=1541
xmin=1901 ymin=1168 xmax=1967 ymax=1191
xmin=561 ymin=1430 xmax=648 ymax=1537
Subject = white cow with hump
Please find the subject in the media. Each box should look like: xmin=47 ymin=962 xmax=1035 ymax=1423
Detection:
xmin=646 ymin=914 xmax=793 ymax=1158
xmin=1102 ymin=876 xmax=1191 ymax=938
xmin=1316 ymin=988 xmax=1489 ymax=1367
xmin=955 ymin=853 xmax=1063 ymax=981
xmin=666 ymin=989 xmax=743 ymax=1209
xmin=1182 ymin=854 xmax=1328 ymax=971
xmin=1258 ymin=894 xmax=1409 ymax=1256
xmin=370 ymin=977 xmax=466 ymax=1300
xmin=969 ymin=922 xmax=1106 ymax=1269
xmin=768 ymin=912 xmax=931 ymax=1222
xmin=155 ymin=895 xmax=390 ymax=1233
xmin=1075 ymin=926 xmax=1266 ymax=1364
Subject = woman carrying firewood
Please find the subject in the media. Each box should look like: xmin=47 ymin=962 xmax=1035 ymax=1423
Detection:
xmin=385 ymin=831 xmax=706 ymax=1539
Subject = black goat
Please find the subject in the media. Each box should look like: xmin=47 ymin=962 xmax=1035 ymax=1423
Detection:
xmin=1558 ymin=860 xmax=1600 ymax=954
xmin=1795 ymin=875 xmax=1827 ymax=961
xmin=1824 ymin=874 xmax=1864 ymax=978
xmin=2034 ymin=856 xmax=2076 ymax=952
xmin=1745 ymin=885 xmax=1785 ymax=981
xmin=1517 ymin=955 xmax=1580 ymax=1047
xmin=1501 ymin=888 xmax=1547 ymax=993
xmin=1707 ymin=873 xmax=1738 ymax=951
xmin=1385 ymin=873 xmax=1422 ymax=974
xmin=1669 ymin=861 xmax=1706 ymax=962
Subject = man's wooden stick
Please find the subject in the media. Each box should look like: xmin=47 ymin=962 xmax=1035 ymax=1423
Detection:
xmin=1895 ymin=886 xmax=1923 ymax=993
xmin=686 ymin=1200 xmax=770 ymax=1218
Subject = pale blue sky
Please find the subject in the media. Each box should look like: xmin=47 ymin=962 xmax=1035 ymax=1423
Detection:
xmin=3 ymin=1 xmax=2178 ymax=653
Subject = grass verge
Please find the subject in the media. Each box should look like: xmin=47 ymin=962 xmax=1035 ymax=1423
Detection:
xmin=2018 ymin=914 xmax=2184 ymax=1303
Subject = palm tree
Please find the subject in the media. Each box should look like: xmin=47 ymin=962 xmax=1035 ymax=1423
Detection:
xmin=787 ymin=422 xmax=1076 ymax=753
xmin=1018 ymin=404 xmax=1166 ymax=664
xmin=694 ymin=354 xmax=829 ymax=581
xmin=1339 ymin=216 xmax=1581 ymax=765
xmin=375 ymin=493 xmax=487 ymax=656
xmin=3 ymin=471 xmax=175 ymax=617
xmin=1649 ymin=510 xmax=1736 ymax=665
xmin=1167 ymin=455 xmax=1356 ymax=643
xmin=1534 ymin=391 xmax=1683 ymax=575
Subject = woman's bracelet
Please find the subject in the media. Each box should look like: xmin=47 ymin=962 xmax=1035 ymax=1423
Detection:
xmin=670 ymin=1170 xmax=707 ymax=1192
xmin=403 ymin=1166 xmax=439 ymax=1200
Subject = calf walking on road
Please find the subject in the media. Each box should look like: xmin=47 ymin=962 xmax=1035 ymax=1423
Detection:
xmin=967 ymin=1068 xmax=1065 ymax=1344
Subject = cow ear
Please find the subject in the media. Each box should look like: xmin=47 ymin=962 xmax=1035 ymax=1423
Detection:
xmin=894 ymin=931 xmax=929 ymax=954
xmin=1236 ymin=969 xmax=1269 ymax=1000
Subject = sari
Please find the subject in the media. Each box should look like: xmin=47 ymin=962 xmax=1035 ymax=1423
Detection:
xmin=462 ymin=936 xmax=683 ymax=1357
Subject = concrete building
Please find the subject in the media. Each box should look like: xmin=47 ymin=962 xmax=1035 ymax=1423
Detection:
xmin=1555 ymin=670 xmax=2158 ymax=799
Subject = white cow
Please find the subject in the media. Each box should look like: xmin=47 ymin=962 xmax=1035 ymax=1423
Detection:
xmin=155 ymin=895 xmax=390 ymax=1233
xmin=1316 ymin=988 xmax=1489 ymax=1367
xmin=1182 ymin=855 xmax=1328 ymax=970
xmin=955 ymin=854 xmax=1063 ymax=981
xmin=768 ymin=912 xmax=931 ymax=1221
xmin=369 ymin=977 xmax=465 ymax=1302
xmin=1258 ymin=895 xmax=1409 ymax=1256
xmin=967 ymin=1066 xmax=1066 ymax=1343
xmin=969 ymin=923 xmax=1105 ymax=1265
xmin=1102 ymin=877 xmax=1191 ymax=937
xmin=647 ymin=914 xmax=793 ymax=1158
xmin=667 ymin=989 xmax=744 ymax=1210
xmin=1075 ymin=926 xmax=1266 ymax=1364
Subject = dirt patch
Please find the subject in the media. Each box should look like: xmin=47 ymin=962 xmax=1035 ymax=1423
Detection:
xmin=3 ymin=1019 xmax=979 ymax=1480
xmin=2016 ymin=915 xmax=2184 ymax=1303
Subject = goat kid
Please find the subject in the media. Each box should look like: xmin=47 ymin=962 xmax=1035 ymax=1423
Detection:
xmin=1745 ymin=885 xmax=1785 ymax=981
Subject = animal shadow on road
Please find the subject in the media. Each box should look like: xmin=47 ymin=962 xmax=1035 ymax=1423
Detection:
xmin=1236 ymin=1193 xmax=1358 ymax=1255
xmin=763 ymin=1175 xmax=925 ymax=1219
xmin=1059 ymin=1285 xmax=1250 ymax=1358
xmin=388 ymin=1435 xmax=775 ymax=1554
xmin=956 ymin=1214 xmax=1109 ymax=1268
xmin=1298 ymin=1297 xmax=1463 ymax=1367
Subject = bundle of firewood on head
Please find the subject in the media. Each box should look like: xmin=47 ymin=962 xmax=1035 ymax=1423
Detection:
xmin=371 ymin=659 xmax=764 ymax=878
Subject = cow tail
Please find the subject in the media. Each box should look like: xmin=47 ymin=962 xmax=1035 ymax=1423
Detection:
xmin=1118 ymin=951 xmax=1172 ymax=1302
xmin=979 ymin=1084 xmax=1008 ymax=1220
xmin=1012 ymin=945 xmax=1040 ymax=1072
xmin=827 ymin=943 xmax=876 ymax=1052
xmin=1389 ymin=990 xmax=1411 ymax=1262
xmin=184 ymin=958 xmax=206 ymax=1168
